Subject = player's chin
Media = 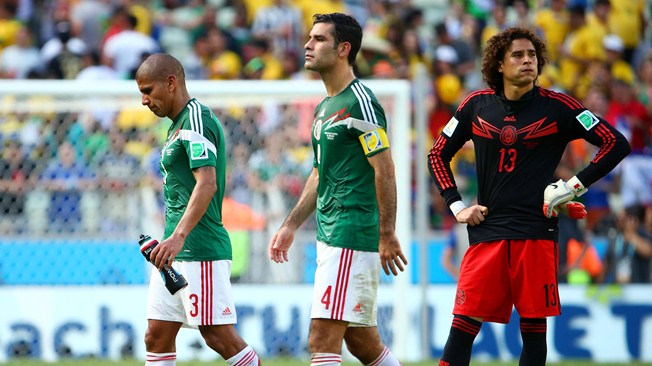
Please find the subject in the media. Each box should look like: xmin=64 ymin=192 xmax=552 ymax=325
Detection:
xmin=148 ymin=107 xmax=163 ymax=117
xmin=304 ymin=61 xmax=318 ymax=71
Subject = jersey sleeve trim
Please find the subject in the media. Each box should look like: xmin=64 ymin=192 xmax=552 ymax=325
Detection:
xmin=351 ymin=81 xmax=379 ymax=125
xmin=538 ymin=88 xmax=583 ymax=110
xmin=179 ymin=129 xmax=217 ymax=157
xmin=188 ymin=99 xmax=215 ymax=135
xmin=428 ymin=134 xmax=455 ymax=190
xmin=457 ymin=89 xmax=494 ymax=112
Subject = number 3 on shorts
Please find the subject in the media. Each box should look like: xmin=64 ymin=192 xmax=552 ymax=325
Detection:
xmin=321 ymin=285 xmax=332 ymax=310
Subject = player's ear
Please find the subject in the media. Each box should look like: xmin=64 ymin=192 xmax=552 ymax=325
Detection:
xmin=166 ymin=74 xmax=176 ymax=91
xmin=339 ymin=42 xmax=351 ymax=57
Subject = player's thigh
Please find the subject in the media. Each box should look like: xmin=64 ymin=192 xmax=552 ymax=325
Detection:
xmin=308 ymin=318 xmax=348 ymax=354
xmin=510 ymin=239 xmax=561 ymax=318
xmin=178 ymin=260 xmax=238 ymax=326
xmin=198 ymin=324 xmax=246 ymax=357
xmin=147 ymin=266 xmax=187 ymax=323
xmin=454 ymin=241 xmax=513 ymax=323
xmin=310 ymin=242 xmax=380 ymax=326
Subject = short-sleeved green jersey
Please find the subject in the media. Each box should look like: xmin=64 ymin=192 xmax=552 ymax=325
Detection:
xmin=160 ymin=98 xmax=231 ymax=261
xmin=311 ymin=79 xmax=390 ymax=252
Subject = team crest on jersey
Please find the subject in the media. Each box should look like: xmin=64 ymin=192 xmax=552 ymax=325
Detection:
xmin=442 ymin=117 xmax=459 ymax=137
xmin=500 ymin=125 xmax=518 ymax=146
xmin=313 ymin=119 xmax=323 ymax=141
xmin=576 ymin=110 xmax=599 ymax=131
xmin=359 ymin=128 xmax=389 ymax=155
xmin=455 ymin=289 xmax=466 ymax=305
xmin=190 ymin=141 xmax=208 ymax=160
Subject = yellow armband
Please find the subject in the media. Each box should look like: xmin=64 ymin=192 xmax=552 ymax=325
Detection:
xmin=359 ymin=128 xmax=390 ymax=155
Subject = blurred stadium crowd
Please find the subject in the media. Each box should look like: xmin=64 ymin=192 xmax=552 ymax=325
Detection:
xmin=0 ymin=0 xmax=651 ymax=284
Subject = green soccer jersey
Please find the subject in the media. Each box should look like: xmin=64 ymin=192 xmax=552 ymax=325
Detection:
xmin=160 ymin=98 xmax=231 ymax=261
xmin=311 ymin=79 xmax=390 ymax=252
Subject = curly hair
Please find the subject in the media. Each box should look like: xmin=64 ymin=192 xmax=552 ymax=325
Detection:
xmin=481 ymin=27 xmax=547 ymax=91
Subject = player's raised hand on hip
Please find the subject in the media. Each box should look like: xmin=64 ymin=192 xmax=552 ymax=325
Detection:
xmin=268 ymin=226 xmax=295 ymax=263
xmin=456 ymin=205 xmax=488 ymax=226
xmin=379 ymin=233 xmax=408 ymax=276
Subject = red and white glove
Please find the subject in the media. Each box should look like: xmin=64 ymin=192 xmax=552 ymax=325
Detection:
xmin=547 ymin=201 xmax=587 ymax=219
xmin=543 ymin=176 xmax=588 ymax=219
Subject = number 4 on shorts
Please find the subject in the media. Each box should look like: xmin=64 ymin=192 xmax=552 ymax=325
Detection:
xmin=321 ymin=285 xmax=332 ymax=310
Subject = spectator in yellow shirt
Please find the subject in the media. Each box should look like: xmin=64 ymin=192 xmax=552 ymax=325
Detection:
xmin=558 ymin=5 xmax=604 ymax=94
xmin=603 ymin=34 xmax=635 ymax=86
xmin=534 ymin=0 xmax=569 ymax=64
xmin=607 ymin=0 xmax=645 ymax=64
xmin=242 ymin=38 xmax=283 ymax=80
xmin=207 ymin=27 xmax=242 ymax=80
xmin=586 ymin=0 xmax=611 ymax=43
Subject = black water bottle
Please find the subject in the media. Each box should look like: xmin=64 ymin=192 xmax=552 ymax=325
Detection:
xmin=139 ymin=234 xmax=188 ymax=295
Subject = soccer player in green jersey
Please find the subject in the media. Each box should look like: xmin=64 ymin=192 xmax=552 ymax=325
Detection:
xmin=268 ymin=13 xmax=408 ymax=366
xmin=135 ymin=53 xmax=260 ymax=366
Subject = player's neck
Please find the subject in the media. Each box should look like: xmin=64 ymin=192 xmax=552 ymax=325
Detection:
xmin=320 ymin=67 xmax=356 ymax=97
xmin=502 ymin=83 xmax=534 ymax=101
xmin=169 ymin=94 xmax=192 ymax=120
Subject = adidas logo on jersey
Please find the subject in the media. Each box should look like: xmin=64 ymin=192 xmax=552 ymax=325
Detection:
xmin=352 ymin=303 xmax=362 ymax=312
xmin=222 ymin=307 xmax=232 ymax=316
xmin=503 ymin=115 xmax=516 ymax=122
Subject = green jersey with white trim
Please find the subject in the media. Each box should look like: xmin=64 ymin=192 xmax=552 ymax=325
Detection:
xmin=311 ymin=79 xmax=390 ymax=252
xmin=160 ymin=98 xmax=231 ymax=261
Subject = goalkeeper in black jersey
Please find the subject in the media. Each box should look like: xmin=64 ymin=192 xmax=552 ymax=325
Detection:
xmin=427 ymin=28 xmax=630 ymax=366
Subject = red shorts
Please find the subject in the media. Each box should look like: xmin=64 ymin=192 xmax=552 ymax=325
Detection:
xmin=453 ymin=239 xmax=561 ymax=323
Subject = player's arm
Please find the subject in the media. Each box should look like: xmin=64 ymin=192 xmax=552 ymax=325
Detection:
xmin=368 ymin=148 xmax=407 ymax=276
xmin=543 ymin=109 xmax=631 ymax=218
xmin=268 ymin=167 xmax=319 ymax=263
xmin=151 ymin=166 xmax=216 ymax=269
xmin=428 ymin=112 xmax=487 ymax=225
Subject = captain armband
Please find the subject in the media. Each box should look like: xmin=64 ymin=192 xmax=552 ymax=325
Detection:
xmin=359 ymin=128 xmax=390 ymax=155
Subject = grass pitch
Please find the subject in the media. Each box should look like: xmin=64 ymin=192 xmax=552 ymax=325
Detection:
xmin=1 ymin=358 xmax=650 ymax=366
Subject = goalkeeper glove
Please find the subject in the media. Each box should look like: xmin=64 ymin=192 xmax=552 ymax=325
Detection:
xmin=543 ymin=176 xmax=587 ymax=218
xmin=547 ymin=201 xmax=587 ymax=219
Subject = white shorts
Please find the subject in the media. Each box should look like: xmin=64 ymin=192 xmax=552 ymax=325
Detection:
xmin=147 ymin=260 xmax=237 ymax=327
xmin=310 ymin=241 xmax=380 ymax=326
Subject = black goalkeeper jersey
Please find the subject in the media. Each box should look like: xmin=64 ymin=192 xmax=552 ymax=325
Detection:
xmin=428 ymin=86 xmax=630 ymax=244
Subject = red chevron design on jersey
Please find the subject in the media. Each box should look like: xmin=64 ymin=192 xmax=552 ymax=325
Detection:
xmin=472 ymin=116 xmax=557 ymax=142
xmin=325 ymin=107 xmax=351 ymax=125
xmin=517 ymin=117 xmax=558 ymax=139
xmin=472 ymin=116 xmax=502 ymax=139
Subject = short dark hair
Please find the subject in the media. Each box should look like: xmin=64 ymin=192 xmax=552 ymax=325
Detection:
xmin=481 ymin=27 xmax=547 ymax=91
xmin=312 ymin=13 xmax=362 ymax=65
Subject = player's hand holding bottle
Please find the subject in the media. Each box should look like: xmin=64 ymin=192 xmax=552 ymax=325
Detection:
xmin=138 ymin=234 xmax=188 ymax=295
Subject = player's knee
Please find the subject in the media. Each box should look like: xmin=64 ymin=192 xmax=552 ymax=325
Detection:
xmin=200 ymin=325 xmax=246 ymax=357
xmin=308 ymin=330 xmax=341 ymax=353
xmin=307 ymin=331 xmax=323 ymax=352
xmin=345 ymin=334 xmax=382 ymax=362
xmin=144 ymin=327 xmax=162 ymax=351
